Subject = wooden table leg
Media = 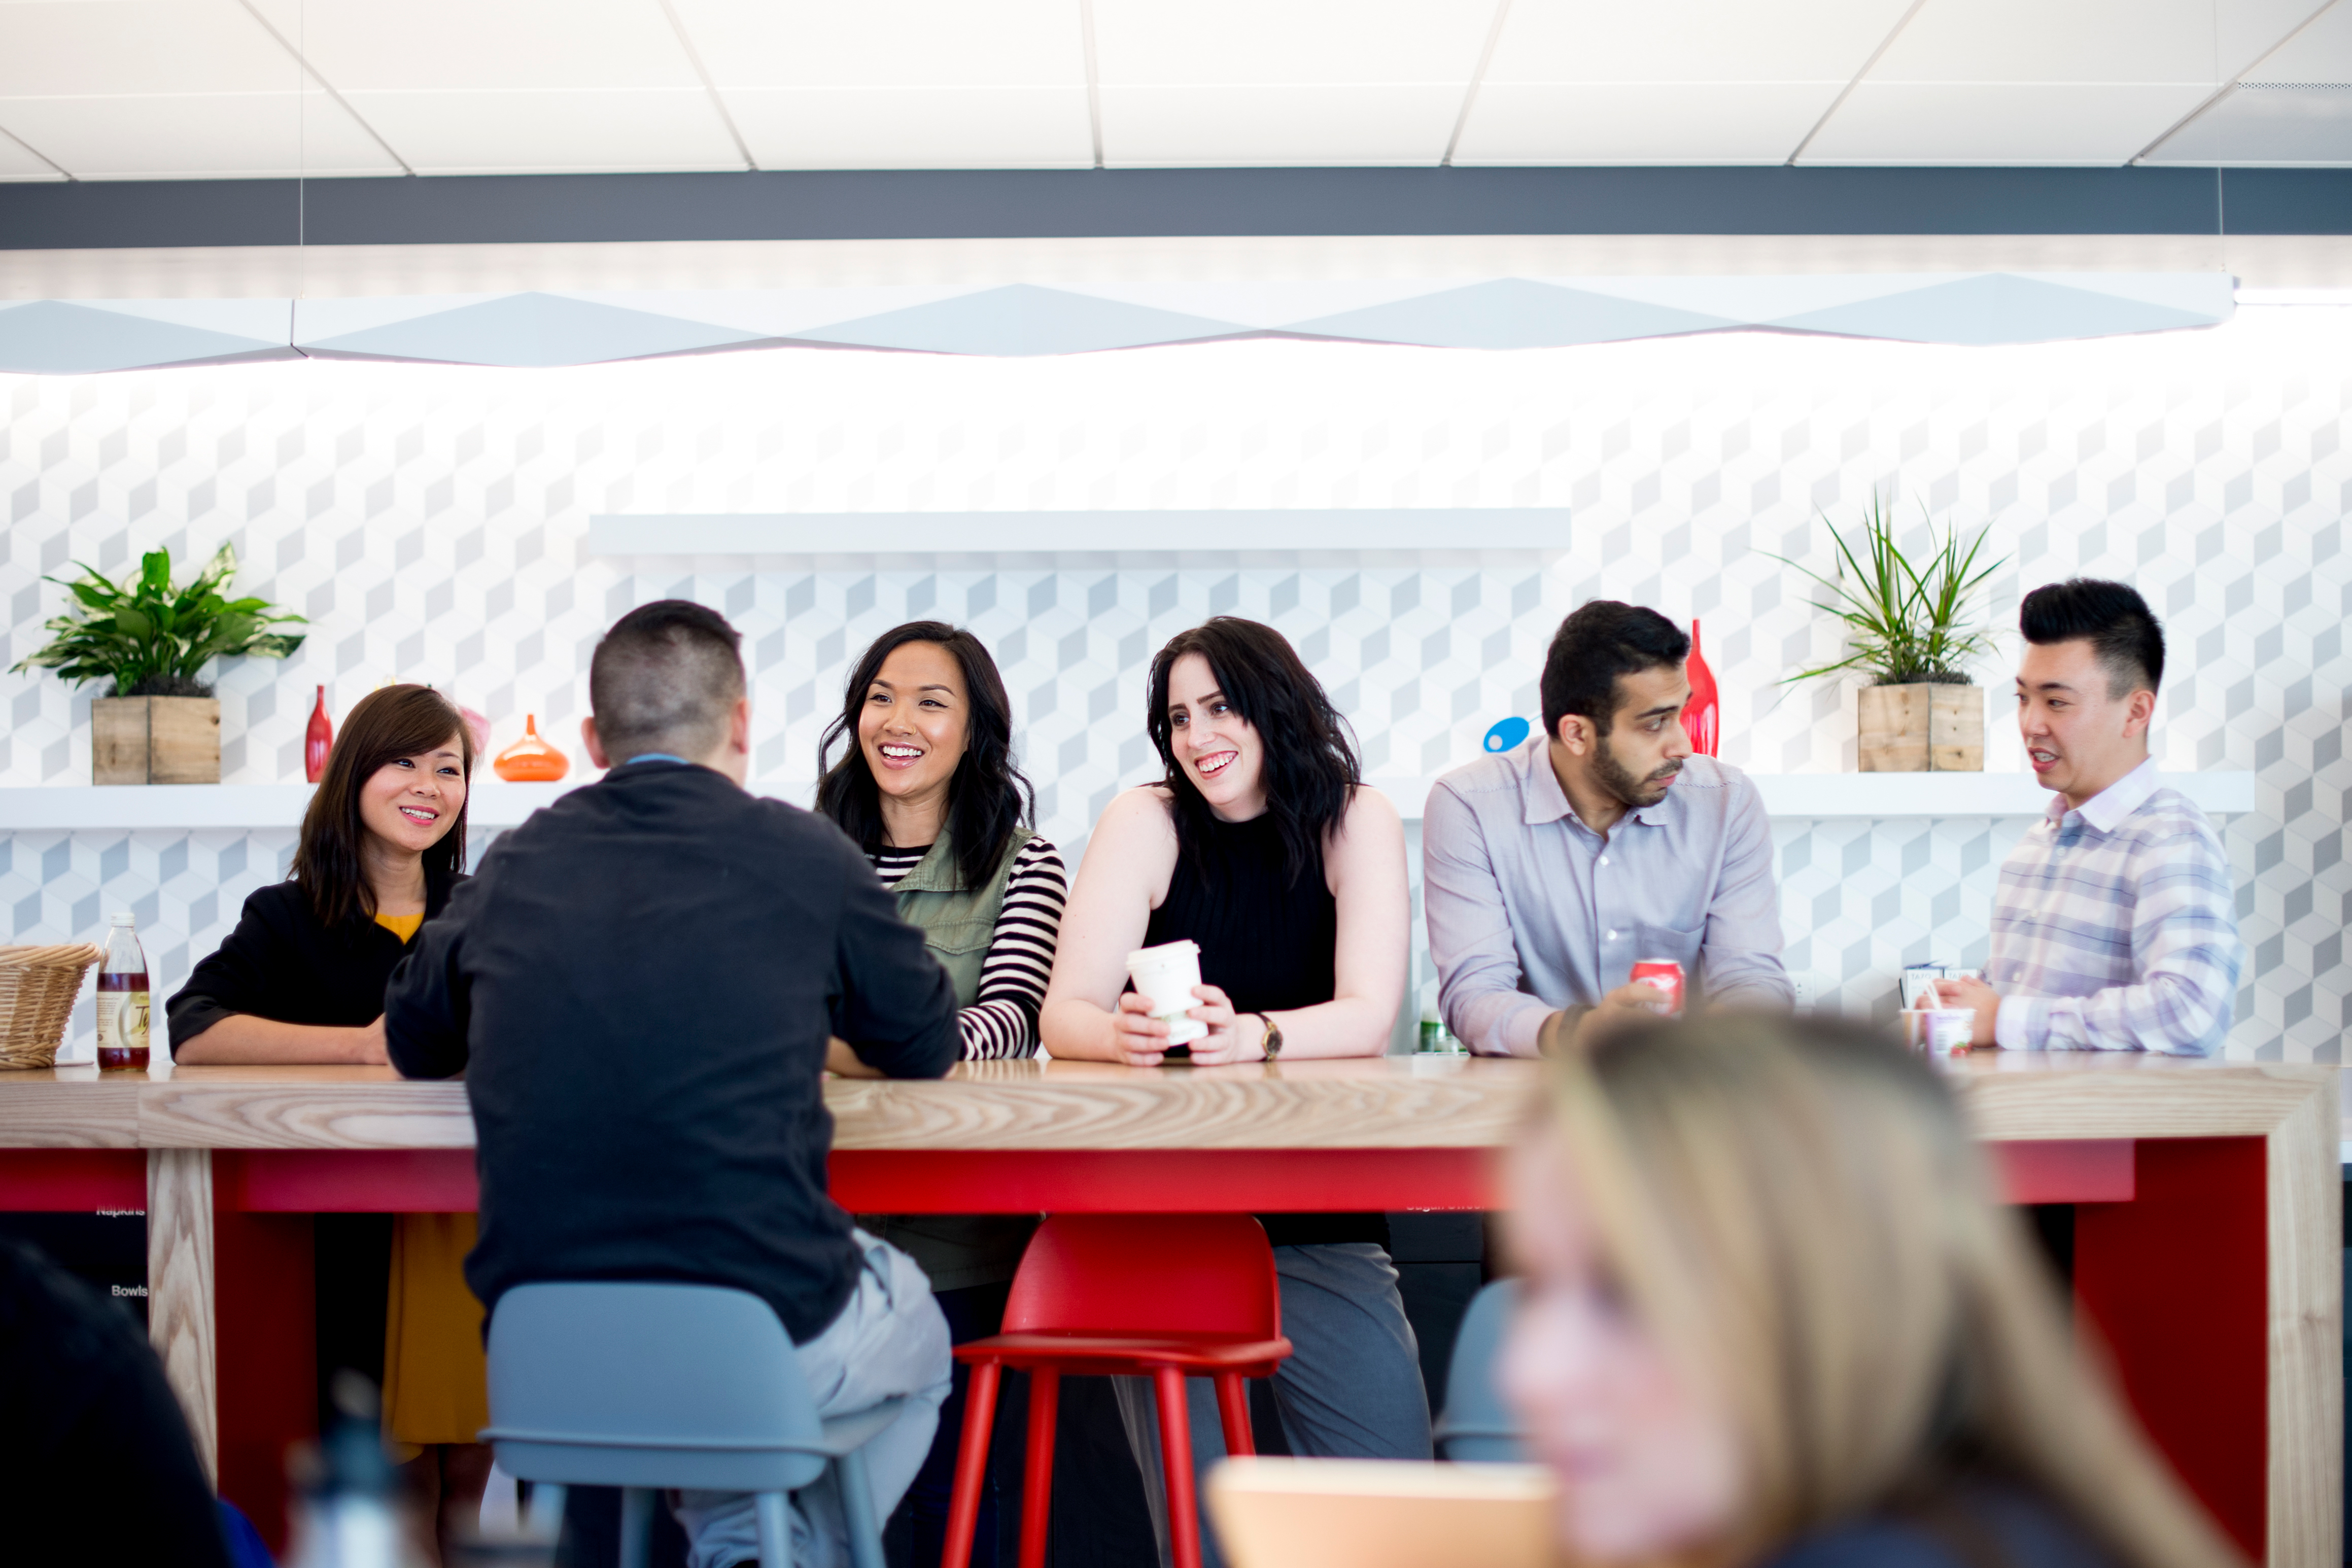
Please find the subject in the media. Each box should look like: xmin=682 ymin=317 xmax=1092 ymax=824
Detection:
xmin=148 ymin=1146 xmax=217 ymax=1487
xmin=2264 ymin=1079 xmax=2343 ymax=1568
xmin=2077 ymin=1114 xmax=2343 ymax=1568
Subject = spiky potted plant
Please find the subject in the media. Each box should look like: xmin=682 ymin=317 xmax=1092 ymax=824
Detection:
xmin=11 ymin=544 xmax=305 ymax=784
xmin=1772 ymin=497 xmax=2004 ymax=772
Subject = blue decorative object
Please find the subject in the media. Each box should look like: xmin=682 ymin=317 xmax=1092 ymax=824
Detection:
xmin=1483 ymin=717 xmax=1531 ymax=753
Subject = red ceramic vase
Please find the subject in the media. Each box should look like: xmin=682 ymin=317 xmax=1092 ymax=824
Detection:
xmin=304 ymin=685 xmax=333 ymax=784
xmin=1682 ymin=619 xmax=1720 ymax=758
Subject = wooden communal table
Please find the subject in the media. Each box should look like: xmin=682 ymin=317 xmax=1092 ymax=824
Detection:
xmin=0 ymin=1053 xmax=2336 ymax=1566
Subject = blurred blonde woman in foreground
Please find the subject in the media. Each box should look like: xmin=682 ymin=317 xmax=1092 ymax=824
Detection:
xmin=1502 ymin=1013 xmax=2241 ymax=1568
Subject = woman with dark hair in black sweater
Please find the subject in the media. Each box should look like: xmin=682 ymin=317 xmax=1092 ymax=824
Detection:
xmin=168 ymin=684 xmax=488 ymax=1563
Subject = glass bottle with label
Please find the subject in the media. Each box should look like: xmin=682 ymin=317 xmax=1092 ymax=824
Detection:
xmin=96 ymin=913 xmax=150 ymax=1073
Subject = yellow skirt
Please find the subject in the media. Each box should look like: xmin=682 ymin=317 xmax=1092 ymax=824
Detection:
xmin=382 ymin=1212 xmax=490 ymax=1454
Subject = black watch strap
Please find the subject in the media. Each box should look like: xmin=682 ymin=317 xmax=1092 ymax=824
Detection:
xmin=1252 ymin=1012 xmax=1283 ymax=1060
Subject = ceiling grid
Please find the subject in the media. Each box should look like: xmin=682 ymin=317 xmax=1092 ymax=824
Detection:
xmin=1439 ymin=0 xmax=1515 ymax=168
xmin=0 ymin=1 xmax=2348 ymax=184
xmin=228 ymin=0 xmax=414 ymax=176
xmin=1784 ymin=0 xmax=1935 ymax=165
xmin=653 ymin=0 xmax=759 ymax=172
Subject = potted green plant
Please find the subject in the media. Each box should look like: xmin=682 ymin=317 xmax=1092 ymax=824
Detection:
xmin=11 ymin=544 xmax=305 ymax=784
xmin=1771 ymin=497 xmax=2004 ymax=772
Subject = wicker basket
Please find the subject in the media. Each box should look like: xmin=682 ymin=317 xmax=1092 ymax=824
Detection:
xmin=0 ymin=944 xmax=107 ymax=1069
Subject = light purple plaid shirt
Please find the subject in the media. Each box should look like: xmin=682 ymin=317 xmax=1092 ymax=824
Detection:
xmin=1989 ymin=758 xmax=2242 ymax=1056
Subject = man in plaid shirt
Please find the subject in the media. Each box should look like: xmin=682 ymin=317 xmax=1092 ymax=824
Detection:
xmin=1938 ymin=580 xmax=2241 ymax=1054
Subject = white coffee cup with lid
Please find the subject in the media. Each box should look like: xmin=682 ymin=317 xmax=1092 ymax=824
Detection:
xmin=1125 ymin=939 xmax=1210 ymax=1047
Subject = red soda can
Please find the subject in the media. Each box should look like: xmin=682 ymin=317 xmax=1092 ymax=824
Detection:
xmin=1630 ymin=959 xmax=1685 ymax=1018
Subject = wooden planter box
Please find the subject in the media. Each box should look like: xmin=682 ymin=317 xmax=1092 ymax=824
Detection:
xmin=1857 ymin=683 xmax=1983 ymax=772
xmin=92 ymin=696 xmax=220 ymax=785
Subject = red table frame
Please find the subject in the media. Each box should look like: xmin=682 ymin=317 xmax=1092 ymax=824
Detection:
xmin=0 ymin=1135 xmax=2266 ymax=1561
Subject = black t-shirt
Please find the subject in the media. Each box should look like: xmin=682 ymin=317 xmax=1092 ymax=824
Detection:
xmin=1145 ymin=810 xmax=1386 ymax=1251
xmin=165 ymin=866 xmax=463 ymax=1053
xmin=385 ymin=761 xmax=960 ymax=1343
xmin=0 ymin=1239 xmax=232 ymax=1566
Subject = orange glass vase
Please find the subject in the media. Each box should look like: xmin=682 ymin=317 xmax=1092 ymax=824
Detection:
xmin=492 ymin=715 xmax=571 ymax=782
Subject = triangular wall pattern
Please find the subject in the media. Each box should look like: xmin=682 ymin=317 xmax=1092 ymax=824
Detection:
xmin=0 ymin=275 xmax=2237 ymax=373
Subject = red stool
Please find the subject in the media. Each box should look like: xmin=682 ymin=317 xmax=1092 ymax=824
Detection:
xmin=939 ymin=1214 xmax=1292 ymax=1568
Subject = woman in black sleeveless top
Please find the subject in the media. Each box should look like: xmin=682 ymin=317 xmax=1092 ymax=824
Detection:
xmin=1043 ymin=617 xmax=1425 ymax=1563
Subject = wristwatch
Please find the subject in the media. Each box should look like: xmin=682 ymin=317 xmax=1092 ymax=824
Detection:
xmin=1252 ymin=1012 xmax=1284 ymax=1060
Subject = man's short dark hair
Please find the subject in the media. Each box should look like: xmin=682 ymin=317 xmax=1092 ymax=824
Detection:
xmin=589 ymin=600 xmax=746 ymax=761
xmin=1540 ymin=601 xmax=1691 ymax=739
xmin=2019 ymin=579 xmax=2164 ymax=698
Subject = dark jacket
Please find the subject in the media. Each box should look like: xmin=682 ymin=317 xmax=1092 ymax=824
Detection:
xmin=384 ymin=760 xmax=960 ymax=1343
xmin=165 ymin=866 xmax=463 ymax=1055
xmin=0 ymin=1239 xmax=232 ymax=1566
xmin=1764 ymin=1479 xmax=2118 ymax=1568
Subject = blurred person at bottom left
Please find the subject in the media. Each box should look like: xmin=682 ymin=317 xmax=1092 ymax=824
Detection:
xmin=0 ymin=1236 xmax=237 ymax=1565
xmin=167 ymin=683 xmax=490 ymax=1562
xmin=1501 ymin=1011 xmax=2240 ymax=1568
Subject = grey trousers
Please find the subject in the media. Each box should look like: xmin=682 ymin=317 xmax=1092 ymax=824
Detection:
xmin=673 ymin=1229 xmax=953 ymax=1568
xmin=1113 ymin=1242 xmax=1431 ymax=1568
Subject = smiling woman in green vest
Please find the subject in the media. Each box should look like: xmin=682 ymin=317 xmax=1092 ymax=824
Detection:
xmin=815 ymin=619 xmax=1067 ymax=1567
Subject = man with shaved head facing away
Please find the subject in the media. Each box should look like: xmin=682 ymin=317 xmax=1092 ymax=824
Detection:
xmin=386 ymin=600 xmax=960 ymax=1568
xmin=1936 ymin=579 xmax=2242 ymax=1054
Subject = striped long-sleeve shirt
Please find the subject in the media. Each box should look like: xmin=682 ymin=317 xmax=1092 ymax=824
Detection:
xmin=1987 ymin=759 xmax=2242 ymax=1057
xmin=868 ymin=837 xmax=1067 ymax=1060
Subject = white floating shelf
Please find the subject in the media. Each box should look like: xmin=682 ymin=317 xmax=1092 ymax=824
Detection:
xmin=0 ymin=771 xmax=2259 ymax=832
xmin=587 ymin=509 xmax=1571 ymax=557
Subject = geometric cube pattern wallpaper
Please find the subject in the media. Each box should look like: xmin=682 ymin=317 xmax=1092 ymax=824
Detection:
xmin=1 ymin=305 xmax=2344 ymax=1060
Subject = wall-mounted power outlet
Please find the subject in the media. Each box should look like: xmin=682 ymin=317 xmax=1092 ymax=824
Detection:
xmin=1789 ymin=970 xmax=1834 ymax=1012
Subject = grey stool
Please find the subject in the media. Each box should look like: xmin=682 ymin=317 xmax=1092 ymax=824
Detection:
xmin=1432 ymin=1278 xmax=1529 ymax=1464
xmin=481 ymin=1281 xmax=903 ymax=1568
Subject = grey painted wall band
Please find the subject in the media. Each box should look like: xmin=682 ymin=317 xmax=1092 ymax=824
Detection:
xmin=4 ymin=166 xmax=2348 ymax=252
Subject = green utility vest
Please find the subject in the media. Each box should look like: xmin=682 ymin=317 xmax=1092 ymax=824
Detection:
xmin=891 ymin=827 xmax=1031 ymax=1008
xmin=860 ymin=826 xmax=1044 ymax=1292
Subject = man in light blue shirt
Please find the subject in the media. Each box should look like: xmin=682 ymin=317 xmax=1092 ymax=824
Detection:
xmin=1424 ymin=601 xmax=1792 ymax=1057
xmin=1936 ymin=580 xmax=2240 ymax=1054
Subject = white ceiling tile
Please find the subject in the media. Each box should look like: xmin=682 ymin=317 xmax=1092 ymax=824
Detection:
xmin=0 ymin=127 xmax=67 ymax=180
xmin=2142 ymin=2 xmax=2352 ymax=164
xmin=2218 ymin=0 xmax=2343 ymax=79
xmin=1802 ymin=83 xmax=2217 ymax=163
xmin=2239 ymin=0 xmax=2352 ymax=81
xmin=2142 ymin=84 xmax=2352 ymax=162
xmin=1867 ymin=0 xmax=2225 ymax=84
xmin=1483 ymin=0 xmax=1914 ymax=85
xmin=1098 ymin=85 xmax=1460 ymax=165
xmin=0 ymin=91 xmax=399 ymax=177
xmin=1092 ymin=0 xmax=1490 ymax=86
xmin=0 ymin=0 xmax=297 ymax=96
xmin=670 ymin=0 xmax=1086 ymax=88
xmin=265 ymin=0 xmax=703 ymax=92
xmin=1454 ymin=83 xmax=1842 ymax=163
xmin=727 ymin=87 xmax=1092 ymax=168
xmin=338 ymin=89 xmax=742 ymax=173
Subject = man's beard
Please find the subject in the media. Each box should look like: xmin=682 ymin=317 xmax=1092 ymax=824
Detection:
xmin=1593 ymin=732 xmax=1679 ymax=808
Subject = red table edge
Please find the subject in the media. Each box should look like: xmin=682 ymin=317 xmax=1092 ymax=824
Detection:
xmin=0 ymin=1138 xmax=2135 ymax=1213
